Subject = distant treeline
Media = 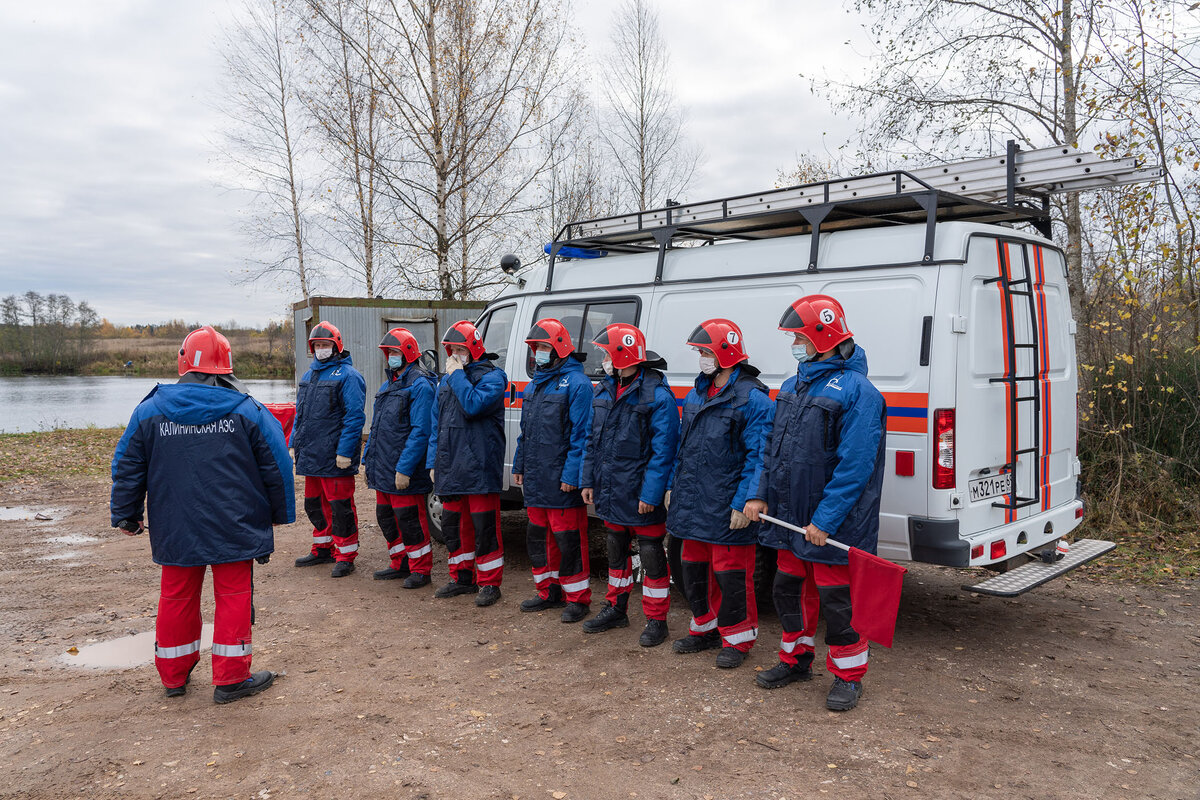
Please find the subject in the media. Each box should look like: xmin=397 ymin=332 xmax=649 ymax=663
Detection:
xmin=0 ymin=291 xmax=293 ymax=378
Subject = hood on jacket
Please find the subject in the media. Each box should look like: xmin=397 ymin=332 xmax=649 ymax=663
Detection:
xmin=529 ymin=355 xmax=586 ymax=386
xmin=796 ymin=344 xmax=869 ymax=383
xmin=152 ymin=383 xmax=247 ymax=425
xmin=309 ymin=350 xmax=355 ymax=372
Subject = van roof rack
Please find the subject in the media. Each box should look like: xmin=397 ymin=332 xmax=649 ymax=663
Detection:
xmin=542 ymin=141 xmax=1160 ymax=291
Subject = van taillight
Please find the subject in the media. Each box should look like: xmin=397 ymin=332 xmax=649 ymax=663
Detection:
xmin=933 ymin=409 xmax=955 ymax=489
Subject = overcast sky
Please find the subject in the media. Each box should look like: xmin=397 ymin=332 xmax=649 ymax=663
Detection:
xmin=0 ymin=1 xmax=869 ymax=327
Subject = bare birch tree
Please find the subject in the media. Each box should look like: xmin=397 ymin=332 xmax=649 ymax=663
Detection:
xmin=218 ymin=0 xmax=319 ymax=302
xmin=308 ymin=0 xmax=583 ymax=300
xmin=817 ymin=0 xmax=1102 ymax=315
xmin=600 ymin=0 xmax=699 ymax=211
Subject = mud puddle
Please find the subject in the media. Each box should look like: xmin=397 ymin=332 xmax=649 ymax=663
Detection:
xmin=0 ymin=505 xmax=69 ymax=522
xmin=59 ymin=624 xmax=215 ymax=669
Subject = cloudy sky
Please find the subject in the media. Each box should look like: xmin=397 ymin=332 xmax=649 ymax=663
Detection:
xmin=0 ymin=1 xmax=869 ymax=327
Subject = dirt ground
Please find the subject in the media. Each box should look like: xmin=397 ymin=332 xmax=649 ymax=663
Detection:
xmin=0 ymin=476 xmax=1196 ymax=800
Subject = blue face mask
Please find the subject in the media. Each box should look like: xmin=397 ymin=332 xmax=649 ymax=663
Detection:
xmin=388 ymin=355 xmax=406 ymax=370
xmin=792 ymin=345 xmax=815 ymax=363
xmin=533 ymin=349 xmax=552 ymax=367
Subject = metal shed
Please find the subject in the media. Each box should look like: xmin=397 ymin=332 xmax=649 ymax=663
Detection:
xmin=292 ymin=296 xmax=488 ymax=430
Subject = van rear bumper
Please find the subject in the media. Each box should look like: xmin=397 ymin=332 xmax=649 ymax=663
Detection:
xmin=908 ymin=517 xmax=968 ymax=566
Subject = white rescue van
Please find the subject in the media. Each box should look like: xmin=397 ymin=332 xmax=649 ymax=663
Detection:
xmin=467 ymin=144 xmax=1154 ymax=595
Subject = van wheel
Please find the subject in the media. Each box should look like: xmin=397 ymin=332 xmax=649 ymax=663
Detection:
xmin=426 ymin=494 xmax=446 ymax=546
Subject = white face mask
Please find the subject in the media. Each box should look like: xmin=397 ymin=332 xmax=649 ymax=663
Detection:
xmin=452 ymin=351 xmax=470 ymax=365
xmin=698 ymin=354 xmax=718 ymax=375
xmin=792 ymin=344 xmax=815 ymax=363
xmin=314 ymin=345 xmax=334 ymax=361
xmin=601 ymin=359 xmax=613 ymax=376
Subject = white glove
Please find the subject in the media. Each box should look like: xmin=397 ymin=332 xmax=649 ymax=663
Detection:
xmin=395 ymin=472 xmax=410 ymax=491
xmin=445 ymin=356 xmax=463 ymax=375
xmin=430 ymin=469 xmax=436 ymax=483
xmin=336 ymin=455 xmax=352 ymax=469
xmin=663 ymin=490 xmax=672 ymax=509
xmin=730 ymin=509 xmax=750 ymax=530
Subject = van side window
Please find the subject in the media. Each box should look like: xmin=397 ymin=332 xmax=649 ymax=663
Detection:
xmin=533 ymin=299 xmax=639 ymax=378
xmin=477 ymin=304 xmax=516 ymax=367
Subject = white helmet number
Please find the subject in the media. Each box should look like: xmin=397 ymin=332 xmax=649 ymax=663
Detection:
xmin=473 ymin=330 xmax=481 ymax=340
xmin=725 ymin=331 xmax=739 ymax=345
xmin=819 ymin=308 xmax=836 ymax=325
xmin=621 ymin=333 xmax=636 ymax=347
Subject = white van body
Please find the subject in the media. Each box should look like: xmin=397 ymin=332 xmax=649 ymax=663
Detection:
xmin=470 ymin=219 xmax=1083 ymax=572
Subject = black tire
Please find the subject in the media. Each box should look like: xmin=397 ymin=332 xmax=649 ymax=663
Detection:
xmin=426 ymin=494 xmax=446 ymax=546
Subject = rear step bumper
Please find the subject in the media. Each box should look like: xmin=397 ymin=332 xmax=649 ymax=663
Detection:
xmin=962 ymin=539 xmax=1117 ymax=597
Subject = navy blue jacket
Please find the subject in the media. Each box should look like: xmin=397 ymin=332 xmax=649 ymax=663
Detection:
xmin=667 ymin=367 xmax=774 ymax=545
xmin=292 ymin=351 xmax=367 ymax=477
xmin=512 ymin=358 xmax=594 ymax=509
xmin=427 ymin=358 xmax=508 ymax=495
xmin=363 ymin=363 xmax=436 ymax=496
xmin=754 ymin=346 xmax=886 ymax=565
xmin=110 ymin=383 xmax=296 ymax=567
xmin=580 ymin=368 xmax=679 ymax=527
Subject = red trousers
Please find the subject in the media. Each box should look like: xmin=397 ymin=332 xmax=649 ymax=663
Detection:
xmin=774 ymin=550 xmax=869 ymax=681
xmin=303 ymin=476 xmax=359 ymax=561
xmin=602 ymin=521 xmax=670 ymax=620
xmin=442 ymin=493 xmax=503 ymax=586
xmin=680 ymin=540 xmax=758 ymax=652
xmin=526 ymin=506 xmax=591 ymax=604
xmin=156 ymin=561 xmax=253 ymax=687
xmin=375 ymin=492 xmax=432 ymax=575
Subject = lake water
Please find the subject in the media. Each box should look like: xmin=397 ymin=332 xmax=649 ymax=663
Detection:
xmin=0 ymin=376 xmax=296 ymax=433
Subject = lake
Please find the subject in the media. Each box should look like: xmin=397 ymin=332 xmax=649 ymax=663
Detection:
xmin=0 ymin=376 xmax=296 ymax=433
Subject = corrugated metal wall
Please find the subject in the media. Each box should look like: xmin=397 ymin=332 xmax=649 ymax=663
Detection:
xmin=292 ymin=298 xmax=489 ymax=432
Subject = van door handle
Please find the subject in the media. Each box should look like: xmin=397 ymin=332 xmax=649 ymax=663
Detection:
xmin=509 ymin=383 xmax=516 ymax=404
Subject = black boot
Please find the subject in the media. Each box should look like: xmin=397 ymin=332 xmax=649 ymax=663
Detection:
xmin=582 ymin=602 xmax=629 ymax=633
xmin=373 ymin=565 xmax=411 ymax=580
xmin=521 ymin=584 xmax=566 ymax=612
xmin=639 ymin=618 xmax=669 ymax=647
xmin=755 ymin=660 xmax=813 ymax=689
xmin=560 ymin=602 xmax=589 ymax=624
xmin=331 ymin=561 xmax=355 ymax=578
xmin=715 ymin=646 xmax=746 ymax=669
xmin=295 ymin=549 xmax=334 ymax=567
xmin=213 ymin=670 xmax=275 ymax=704
xmin=475 ymin=585 xmax=502 ymax=607
xmin=671 ymin=629 xmax=720 ymax=654
xmin=164 ymin=663 xmax=197 ymax=698
xmin=402 ymin=573 xmax=431 ymax=589
xmin=435 ymin=575 xmax=478 ymax=598
xmin=825 ymin=677 xmax=863 ymax=711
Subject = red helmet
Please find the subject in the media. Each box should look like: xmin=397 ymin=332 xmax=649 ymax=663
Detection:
xmin=686 ymin=318 xmax=748 ymax=369
xmin=525 ymin=318 xmax=574 ymax=358
xmin=378 ymin=327 xmax=422 ymax=364
xmin=779 ymin=294 xmax=853 ymax=353
xmin=442 ymin=320 xmax=486 ymax=360
xmin=308 ymin=321 xmax=343 ymax=354
xmin=178 ymin=325 xmax=233 ymax=376
xmin=592 ymin=323 xmax=648 ymax=370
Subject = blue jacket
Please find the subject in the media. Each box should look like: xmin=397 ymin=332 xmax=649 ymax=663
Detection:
xmin=754 ymin=346 xmax=886 ymax=565
xmin=580 ymin=368 xmax=679 ymax=527
xmin=512 ymin=357 xmax=594 ymax=509
xmin=363 ymin=363 xmax=436 ymax=496
xmin=427 ymin=358 xmax=508 ymax=495
xmin=110 ymin=383 xmax=296 ymax=567
xmin=291 ymin=351 xmax=367 ymax=477
xmin=667 ymin=367 xmax=774 ymax=545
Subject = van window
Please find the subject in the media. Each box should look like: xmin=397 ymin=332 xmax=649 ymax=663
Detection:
xmin=533 ymin=299 xmax=640 ymax=378
xmin=477 ymin=304 xmax=517 ymax=367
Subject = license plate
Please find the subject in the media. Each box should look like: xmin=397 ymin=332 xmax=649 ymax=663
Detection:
xmin=969 ymin=473 xmax=1012 ymax=502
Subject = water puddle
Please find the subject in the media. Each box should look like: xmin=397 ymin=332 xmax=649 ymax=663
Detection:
xmin=60 ymin=624 xmax=216 ymax=670
xmin=0 ymin=506 xmax=69 ymax=522
xmin=38 ymin=551 xmax=88 ymax=562
xmin=45 ymin=534 xmax=99 ymax=546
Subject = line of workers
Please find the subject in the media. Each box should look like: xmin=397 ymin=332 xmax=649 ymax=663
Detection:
xmin=286 ymin=295 xmax=885 ymax=712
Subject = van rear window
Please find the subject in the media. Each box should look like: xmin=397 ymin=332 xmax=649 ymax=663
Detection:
xmin=533 ymin=299 xmax=640 ymax=378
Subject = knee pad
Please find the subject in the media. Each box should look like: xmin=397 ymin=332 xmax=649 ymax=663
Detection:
xmin=329 ymin=498 xmax=355 ymax=538
xmin=772 ymin=570 xmax=807 ymax=632
xmin=714 ymin=569 xmax=749 ymax=627
xmin=441 ymin=509 xmax=462 ymax=551
xmin=394 ymin=504 xmax=423 ymax=544
xmin=637 ymin=536 xmax=668 ymax=580
xmin=472 ymin=511 xmax=499 ymax=555
xmin=375 ymin=504 xmax=399 ymax=542
xmin=606 ymin=530 xmax=632 ymax=568
xmin=552 ymin=527 xmax=583 ymax=575
xmin=678 ymin=557 xmax=710 ymax=616
xmin=304 ymin=497 xmax=327 ymax=531
xmin=817 ymin=584 xmax=859 ymax=646
xmin=526 ymin=523 xmax=549 ymax=564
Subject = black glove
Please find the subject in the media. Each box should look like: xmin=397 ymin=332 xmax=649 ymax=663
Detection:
xmin=115 ymin=519 xmax=144 ymax=535
xmin=256 ymin=554 xmax=271 ymax=565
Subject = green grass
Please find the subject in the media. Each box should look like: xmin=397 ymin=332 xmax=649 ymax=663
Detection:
xmin=0 ymin=427 xmax=123 ymax=483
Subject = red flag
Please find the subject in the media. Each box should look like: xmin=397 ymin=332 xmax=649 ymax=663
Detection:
xmin=847 ymin=546 xmax=906 ymax=648
xmin=264 ymin=403 xmax=296 ymax=446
